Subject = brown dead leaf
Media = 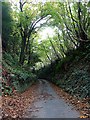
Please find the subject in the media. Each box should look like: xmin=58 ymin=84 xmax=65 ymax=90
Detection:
xmin=51 ymin=83 xmax=90 ymax=118
xmin=2 ymin=83 xmax=39 ymax=118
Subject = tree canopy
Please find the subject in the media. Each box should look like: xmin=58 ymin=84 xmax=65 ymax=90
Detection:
xmin=2 ymin=0 xmax=90 ymax=94
xmin=2 ymin=1 xmax=90 ymax=69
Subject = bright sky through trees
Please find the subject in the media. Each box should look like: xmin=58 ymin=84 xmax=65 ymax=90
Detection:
xmin=39 ymin=27 xmax=55 ymax=40
xmin=9 ymin=0 xmax=55 ymax=41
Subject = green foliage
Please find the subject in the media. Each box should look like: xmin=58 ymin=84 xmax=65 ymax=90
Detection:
xmin=2 ymin=2 xmax=14 ymax=51
xmin=2 ymin=1 xmax=90 ymax=98
xmin=2 ymin=52 xmax=37 ymax=95
xmin=38 ymin=47 xmax=90 ymax=99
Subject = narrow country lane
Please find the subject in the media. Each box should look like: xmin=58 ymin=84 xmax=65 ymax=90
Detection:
xmin=23 ymin=80 xmax=80 ymax=118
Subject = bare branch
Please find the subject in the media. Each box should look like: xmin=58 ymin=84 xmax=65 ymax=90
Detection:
xmin=22 ymin=1 xmax=26 ymax=7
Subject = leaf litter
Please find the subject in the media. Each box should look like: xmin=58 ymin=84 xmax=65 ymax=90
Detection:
xmin=2 ymin=82 xmax=39 ymax=119
xmin=1 ymin=81 xmax=90 ymax=119
xmin=51 ymin=83 xmax=90 ymax=118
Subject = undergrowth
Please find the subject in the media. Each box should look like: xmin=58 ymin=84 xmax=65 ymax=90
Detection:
xmin=2 ymin=52 xmax=37 ymax=95
xmin=38 ymin=45 xmax=90 ymax=99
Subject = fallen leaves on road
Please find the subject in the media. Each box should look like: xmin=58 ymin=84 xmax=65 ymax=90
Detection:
xmin=2 ymin=82 xmax=39 ymax=119
xmin=40 ymin=92 xmax=54 ymax=101
xmin=2 ymin=81 xmax=90 ymax=119
xmin=51 ymin=83 xmax=90 ymax=118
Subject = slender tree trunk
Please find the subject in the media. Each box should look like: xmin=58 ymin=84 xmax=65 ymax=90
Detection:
xmin=42 ymin=44 xmax=52 ymax=63
xmin=49 ymin=39 xmax=60 ymax=60
xmin=78 ymin=2 xmax=88 ymax=48
xmin=28 ymin=43 xmax=31 ymax=65
xmin=27 ymin=36 xmax=34 ymax=65
xmin=19 ymin=36 xmax=26 ymax=65
xmin=58 ymin=33 xmax=66 ymax=57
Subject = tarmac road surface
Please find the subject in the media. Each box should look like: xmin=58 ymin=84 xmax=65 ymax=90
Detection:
xmin=23 ymin=79 xmax=80 ymax=118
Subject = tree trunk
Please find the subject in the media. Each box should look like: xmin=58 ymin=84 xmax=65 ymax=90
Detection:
xmin=19 ymin=36 xmax=26 ymax=65
xmin=28 ymin=45 xmax=31 ymax=65
xmin=78 ymin=2 xmax=88 ymax=49
xmin=42 ymin=44 xmax=52 ymax=63
xmin=49 ymin=39 xmax=60 ymax=60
